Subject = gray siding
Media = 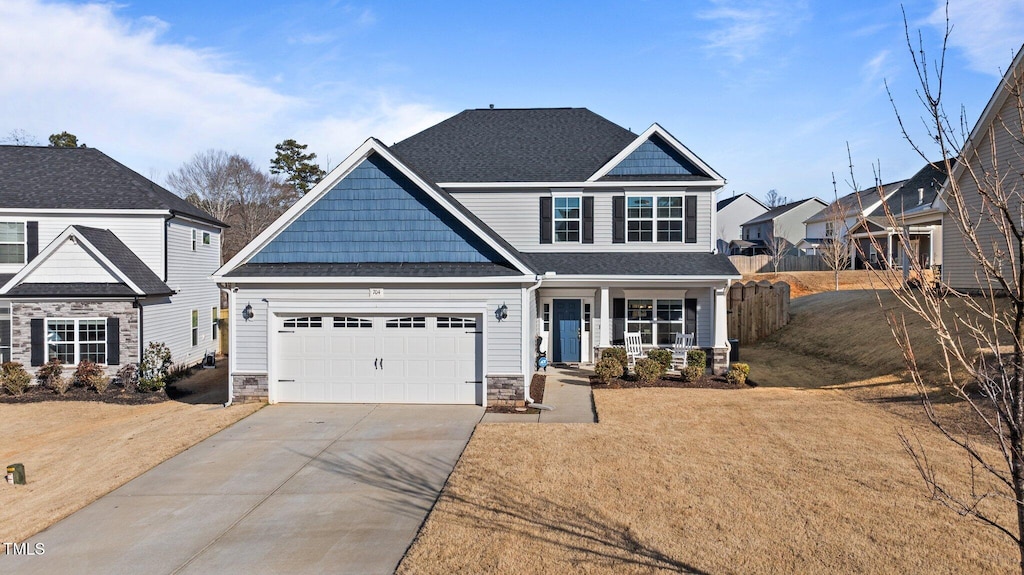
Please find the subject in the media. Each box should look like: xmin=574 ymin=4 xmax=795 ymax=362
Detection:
xmin=452 ymin=189 xmax=717 ymax=253
xmin=142 ymin=218 xmax=221 ymax=366
xmin=231 ymin=285 xmax=524 ymax=375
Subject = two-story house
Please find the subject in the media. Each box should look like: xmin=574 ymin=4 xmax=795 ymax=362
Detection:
xmin=215 ymin=108 xmax=741 ymax=406
xmin=0 ymin=146 xmax=224 ymax=376
xmin=802 ymin=181 xmax=903 ymax=267
xmin=715 ymin=193 xmax=767 ymax=254
xmin=735 ymin=198 xmax=826 ymax=255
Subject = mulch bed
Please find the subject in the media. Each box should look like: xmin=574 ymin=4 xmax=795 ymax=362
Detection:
xmin=590 ymin=373 xmax=754 ymax=390
xmin=485 ymin=373 xmax=546 ymax=414
xmin=0 ymin=384 xmax=168 ymax=405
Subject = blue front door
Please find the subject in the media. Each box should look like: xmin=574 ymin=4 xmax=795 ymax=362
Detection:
xmin=552 ymin=299 xmax=581 ymax=362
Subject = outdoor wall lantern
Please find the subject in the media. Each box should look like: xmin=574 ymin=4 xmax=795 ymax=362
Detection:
xmin=242 ymin=303 xmax=254 ymax=322
xmin=495 ymin=303 xmax=508 ymax=322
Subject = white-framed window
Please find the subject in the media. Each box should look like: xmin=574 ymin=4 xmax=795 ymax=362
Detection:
xmin=825 ymin=222 xmax=835 ymax=237
xmin=626 ymin=299 xmax=685 ymax=345
xmin=0 ymin=222 xmax=26 ymax=264
xmin=46 ymin=318 xmax=106 ymax=365
xmin=583 ymin=303 xmax=591 ymax=332
xmin=191 ymin=229 xmax=197 ymax=251
xmin=202 ymin=232 xmax=211 ymax=245
xmin=553 ymin=197 xmax=581 ymax=242
xmin=283 ymin=316 xmax=323 ymax=328
xmin=191 ymin=310 xmax=199 ymax=346
xmin=386 ymin=317 xmax=426 ymax=328
xmin=333 ymin=316 xmax=372 ymax=328
xmin=211 ymin=307 xmax=218 ymax=340
xmin=0 ymin=305 xmax=9 ymax=362
xmin=626 ymin=196 xmax=686 ymax=243
xmin=437 ymin=317 xmax=477 ymax=328
xmin=542 ymin=303 xmax=550 ymax=331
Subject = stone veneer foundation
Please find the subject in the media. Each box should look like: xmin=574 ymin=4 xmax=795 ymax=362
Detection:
xmin=486 ymin=374 xmax=525 ymax=406
xmin=232 ymin=373 xmax=269 ymax=403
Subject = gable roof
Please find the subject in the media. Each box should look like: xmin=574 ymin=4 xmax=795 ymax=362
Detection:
xmin=804 ymin=180 xmax=906 ymax=225
xmin=742 ymin=198 xmax=827 ymax=226
xmin=868 ymin=162 xmax=947 ymax=219
xmin=1 ymin=225 xmax=172 ymax=297
xmin=0 ymin=146 xmax=224 ymax=227
xmin=717 ymin=192 xmax=767 ymax=211
xmin=216 ymin=138 xmax=534 ymax=280
xmin=390 ymin=108 xmax=638 ymax=183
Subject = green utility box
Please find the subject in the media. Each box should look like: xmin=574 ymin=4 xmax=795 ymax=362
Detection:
xmin=7 ymin=463 xmax=25 ymax=485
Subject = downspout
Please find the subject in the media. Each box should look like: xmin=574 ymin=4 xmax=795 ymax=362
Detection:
xmin=223 ymin=284 xmax=235 ymax=408
xmin=522 ymin=274 xmax=545 ymax=404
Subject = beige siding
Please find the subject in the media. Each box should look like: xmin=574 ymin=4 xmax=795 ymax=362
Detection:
xmin=943 ymin=92 xmax=1024 ymax=292
xmin=451 ymin=189 xmax=718 ymax=253
xmin=142 ymin=218 xmax=222 ymax=366
xmin=231 ymin=285 xmax=525 ymax=375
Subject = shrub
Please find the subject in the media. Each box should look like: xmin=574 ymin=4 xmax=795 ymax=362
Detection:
xmin=727 ymin=362 xmax=750 ymax=386
xmin=594 ymin=357 xmax=622 ymax=384
xmin=117 ymin=363 xmax=139 ymax=393
xmin=37 ymin=358 xmax=65 ymax=391
xmin=601 ymin=347 xmax=628 ymax=375
xmin=686 ymin=349 xmax=707 ymax=371
xmin=647 ymin=348 xmax=673 ymax=371
xmin=165 ymin=362 xmax=193 ymax=385
xmin=681 ymin=365 xmax=704 ymax=383
xmin=140 ymin=342 xmax=172 ymax=392
xmin=634 ymin=358 xmax=664 ymax=384
xmin=74 ymin=360 xmax=107 ymax=392
xmin=1 ymin=362 xmax=32 ymax=395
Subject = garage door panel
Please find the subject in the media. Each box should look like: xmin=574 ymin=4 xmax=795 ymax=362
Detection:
xmin=351 ymin=382 xmax=377 ymax=403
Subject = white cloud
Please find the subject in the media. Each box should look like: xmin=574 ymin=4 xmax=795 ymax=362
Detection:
xmin=861 ymin=49 xmax=893 ymax=88
xmin=927 ymin=0 xmax=1024 ymax=75
xmin=697 ymin=0 xmax=809 ymax=63
xmin=0 ymin=0 xmax=449 ymax=182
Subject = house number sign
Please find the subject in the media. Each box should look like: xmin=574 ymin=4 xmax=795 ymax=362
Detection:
xmin=369 ymin=288 xmax=384 ymax=298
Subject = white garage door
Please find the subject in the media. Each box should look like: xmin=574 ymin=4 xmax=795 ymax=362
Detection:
xmin=275 ymin=315 xmax=482 ymax=404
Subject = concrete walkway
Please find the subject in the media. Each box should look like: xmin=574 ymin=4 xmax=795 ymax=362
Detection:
xmin=482 ymin=366 xmax=597 ymax=423
xmin=4 ymin=404 xmax=482 ymax=575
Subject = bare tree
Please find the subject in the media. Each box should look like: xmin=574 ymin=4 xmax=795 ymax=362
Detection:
xmin=764 ymin=226 xmax=790 ymax=276
xmin=166 ymin=151 xmax=297 ymax=260
xmin=861 ymin=8 xmax=1024 ymax=571
xmin=1 ymin=129 xmax=39 ymax=146
xmin=764 ymin=189 xmax=789 ymax=208
xmin=820 ymin=176 xmax=851 ymax=291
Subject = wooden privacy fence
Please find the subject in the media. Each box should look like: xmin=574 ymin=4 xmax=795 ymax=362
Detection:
xmin=728 ymin=254 xmax=829 ymax=274
xmin=727 ymin=280 xmax=790 ymax=345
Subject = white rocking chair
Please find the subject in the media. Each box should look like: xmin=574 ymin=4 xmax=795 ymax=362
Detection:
xmin=673 ymin=333 xmax=695 ymax=367
xmin=624 ymin=332 xmax=644 ymax=370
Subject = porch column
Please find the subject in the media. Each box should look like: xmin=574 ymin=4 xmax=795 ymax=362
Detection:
xmin=713 ymin=286 xmax=728 ymax=349
xmin=598 ymin=286 xmax=610 ymax=347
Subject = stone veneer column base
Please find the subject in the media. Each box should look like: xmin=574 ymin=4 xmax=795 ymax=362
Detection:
xmin=487 ymin=374 xmax=525 ymax=406
xmin=232 ymin=374 xmax=269 ymax=403
xmin=712 ymin=347 xmax=729 ymax=375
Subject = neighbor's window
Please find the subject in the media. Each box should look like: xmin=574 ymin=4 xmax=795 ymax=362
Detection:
xmin=0 ymin=222 xmax=26 ymax=264
xmin=825 ymin=222 xmax=835 ymax=237
xmin=626 ymin=299 xmax=684 ymax=345
xmin=211 ymin=307 xmax=218 ymax=340
xmin=46 ymin=318 xmax=106 ymax=365
xmin=553 ymin=197 xmax=581 ymax=242
xmin=191 ymin=229 xmax=197 ymax=251
xmin=203 ymin=232 xmax=211 ymax=245
xmin=191 ymin=309 xmax=199 ymax=346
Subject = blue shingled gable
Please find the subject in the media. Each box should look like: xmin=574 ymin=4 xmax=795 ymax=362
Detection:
xmin=249 ymin=154 xmax=506 ymax=264
xmin=606 ymin=135 xmax=702 ymax=177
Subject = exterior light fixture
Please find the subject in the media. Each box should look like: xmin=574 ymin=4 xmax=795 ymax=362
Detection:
xmin=495 ymin=303 xmax=508 ymax=321
xmin=242 ymin=303 xmax=254 ymax=321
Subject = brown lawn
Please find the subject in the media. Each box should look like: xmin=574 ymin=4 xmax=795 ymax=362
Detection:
xmin=744 ymin=269 xmax=898 ymax=297
xmin=0 ymin=366 xmax=262 ymax=543
xmin=399 ymin=288 xmax=1017 ymax=574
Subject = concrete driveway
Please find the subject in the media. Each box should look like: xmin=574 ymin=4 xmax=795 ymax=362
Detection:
xmin=4 ymin=403 xmax=483 ymax=575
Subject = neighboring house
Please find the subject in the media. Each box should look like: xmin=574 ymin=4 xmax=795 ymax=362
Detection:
xmin=942 ymin=44 xmax=1024 ymax=292
xmin=802 ymin=180 xmax=904 ymax=268
xmin=736 ymin=198 xmax=827 ymax=255
xmin=715 ymin=193 xmax=767 ymax=254
xmin=0 ymin=146 xmax=225 ymax=376
xmin=860 ymin=163 xmax=947 ymax=273
xmin=215 ymin=107 xmax=741 ymax=406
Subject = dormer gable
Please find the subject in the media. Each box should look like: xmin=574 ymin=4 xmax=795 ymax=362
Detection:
xmin=589 ymin=124 xmax=725 ymax=185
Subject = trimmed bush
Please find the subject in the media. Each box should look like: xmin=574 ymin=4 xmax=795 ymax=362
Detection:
xmin=1 ymin=362 xmax=32 ymax=395
xmin=681 ymin=365 xmax=704 ymax=383
xmin=140 ymin=342 xmax=172 ymax=392
xmin=727 ymin=362 xmax=750 ymax=386
xmin=74 ymin=360 xmax=107 ymax=392
xmin=594 ymin=357 xmax=622 ymax=384
xmin=601 ymin=347 xmax=628 ymax=376
xmin=686 ymin=349 xmax=707 ymax=371
xmin=647 ymin=348 xmax=673 ymax=371
xmin=634 ymin=358 xmax=664 ymax=384
xmin=37 ymin=358 xmax=66 ymax=394
xmin=117 ymin=363 xmax=139 ymax=393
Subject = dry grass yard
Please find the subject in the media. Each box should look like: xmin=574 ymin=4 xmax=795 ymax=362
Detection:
xmin=745 ymin=269 xmax=898 ymax=297
xmin=0 ymin=367 xmax=262 ymax=543
xmin=400 ymin=288 xmax=1016 ymax=574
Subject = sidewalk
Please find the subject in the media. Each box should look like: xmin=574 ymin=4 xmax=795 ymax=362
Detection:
xmin=482 ymin=366 xmax=596 ymax=423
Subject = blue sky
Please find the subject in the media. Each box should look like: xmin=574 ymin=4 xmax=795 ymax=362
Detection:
xmin=2 ymin=1 xmax=1023 ymax=203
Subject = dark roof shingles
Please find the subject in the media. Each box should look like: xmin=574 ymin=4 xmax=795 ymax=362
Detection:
xmin=72 ymin=226 xmax=173 ymax=296
xmin=518 ymin=252 xmax=740 ymax=276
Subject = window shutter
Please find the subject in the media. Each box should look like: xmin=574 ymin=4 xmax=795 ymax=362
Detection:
xmin=26 ymin=221 xmax=38 ymax=261
xmin=582 ymin=197 xmax=594 ymax=244
xmin=106 ymin=317 xmax=120 ymax=365
xmin=539 ymin=197 xmax=552 ymax=244
xmin=612 ymin=196 xmax=625 ymax=244
xmin=612 ymin=298 xmax=625 ymax=344
xmin=685 ymin=298 xmax=698 ymax=340
xmin=30 ymin=318 xmax=44 ymax=366
xmin=684 ymin=196 xmax=698 ymax=243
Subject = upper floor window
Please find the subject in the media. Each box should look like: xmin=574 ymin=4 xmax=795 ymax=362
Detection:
xmin=203 ymin=232 xmax=211 ymax=245
xmin=0 ymin=222 xmax=26 ymax=264
xmin=627 ymin=196 xmax=691 ymax=243
xmin=553 ymin=197 xmax=581 ymax=242
xmin=825 ymin=222 xmax=835 ymax=237
xmin=191 ymin=229 xmax=197 ymax=251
